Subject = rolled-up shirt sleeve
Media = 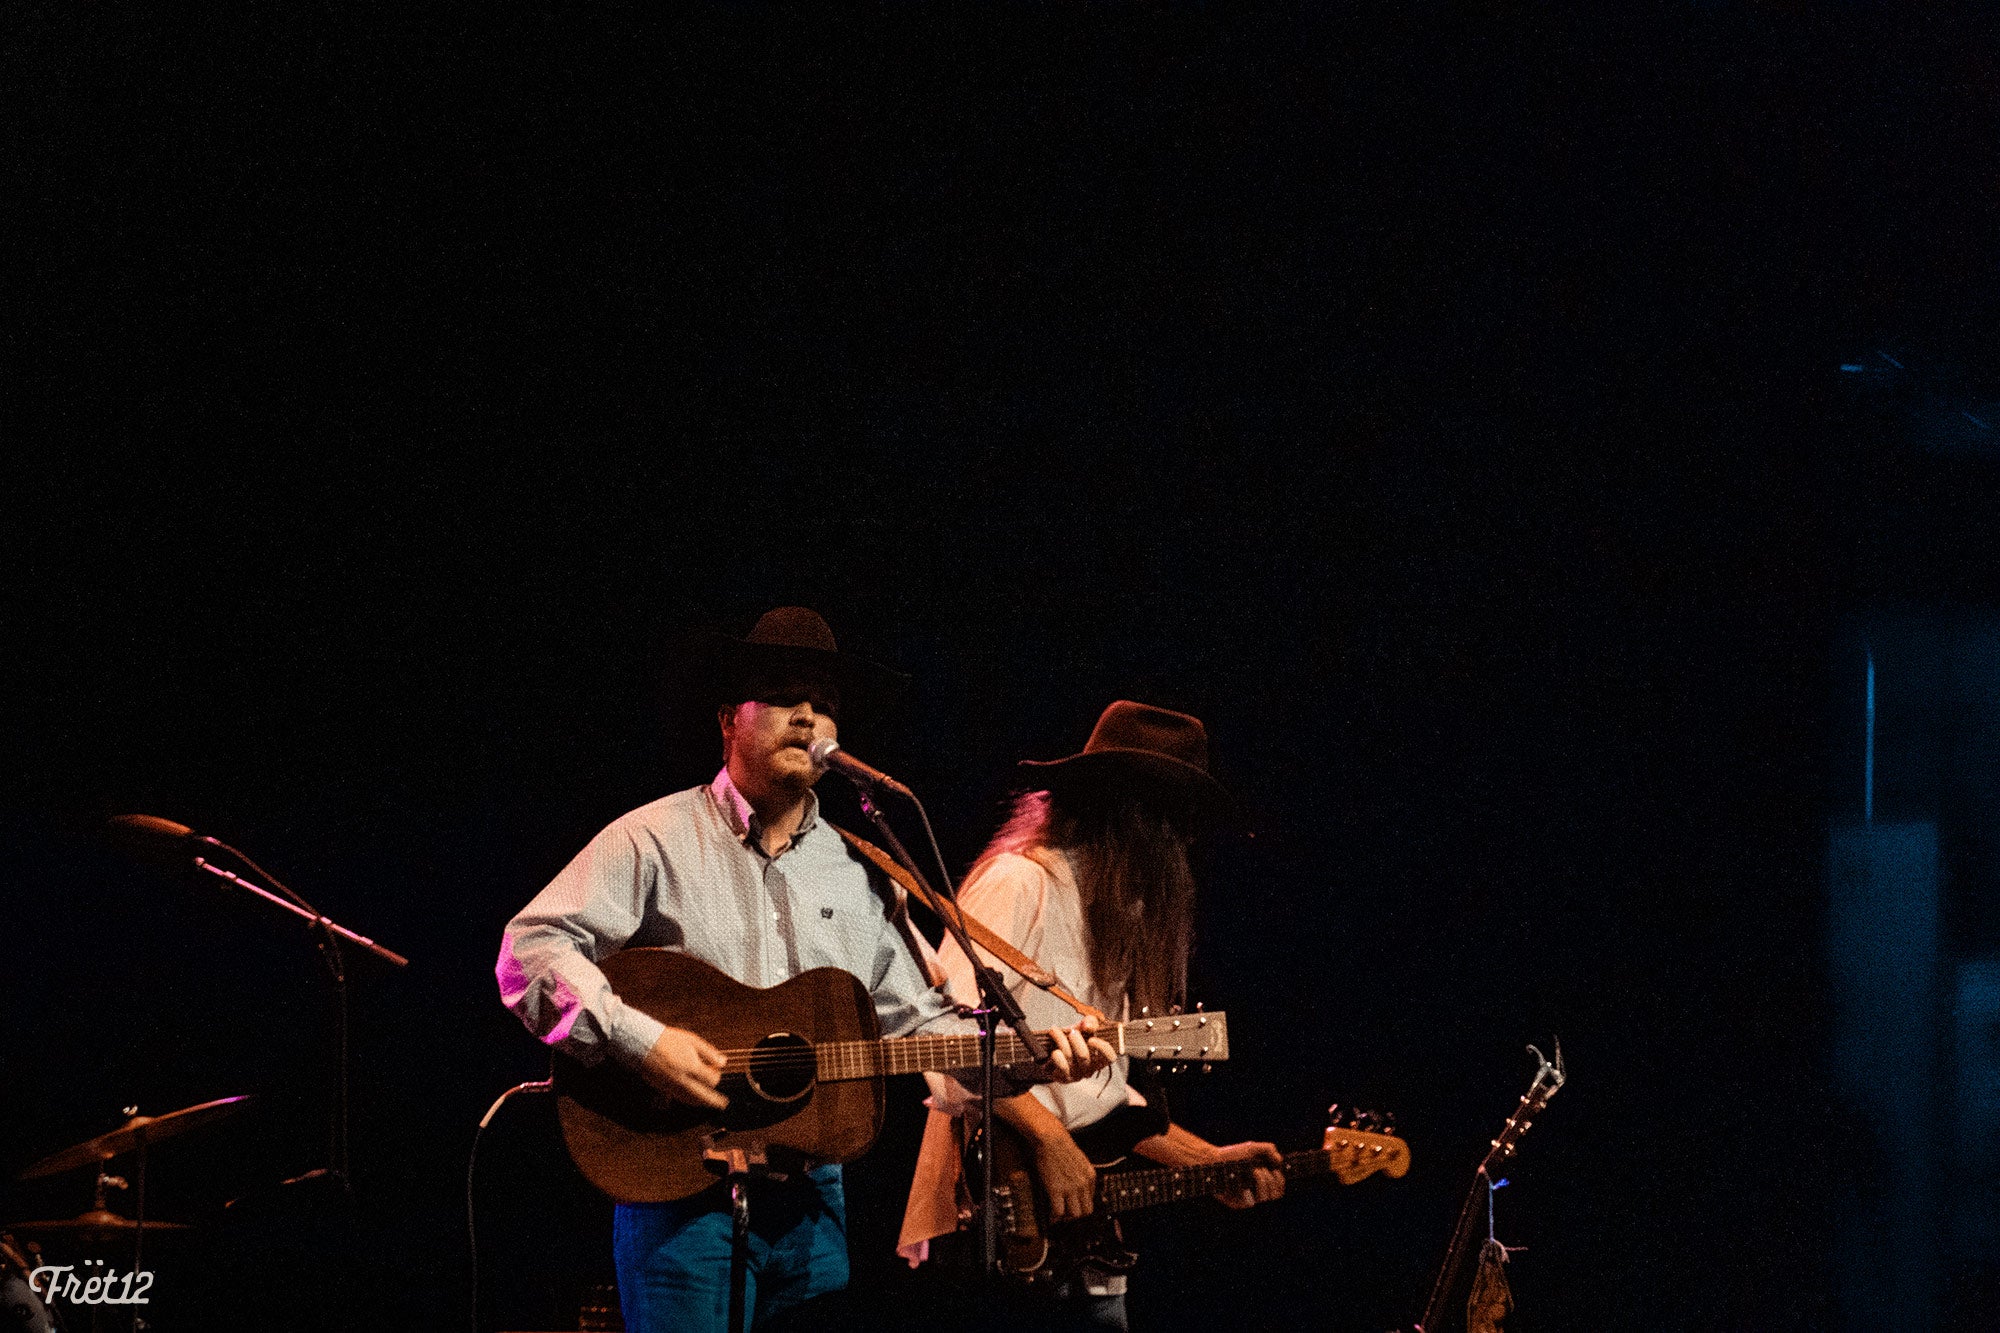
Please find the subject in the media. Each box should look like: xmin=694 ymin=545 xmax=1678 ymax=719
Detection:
xmin=496 ymin=823 xmax=667 ymax=1068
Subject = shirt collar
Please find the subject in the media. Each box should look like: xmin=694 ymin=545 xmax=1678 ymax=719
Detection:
xmin=709 ymin=767 xmax=820 ymax=848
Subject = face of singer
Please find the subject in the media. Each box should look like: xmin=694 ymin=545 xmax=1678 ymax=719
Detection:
xmin=718 ymin=676 xmax=841 ymax=799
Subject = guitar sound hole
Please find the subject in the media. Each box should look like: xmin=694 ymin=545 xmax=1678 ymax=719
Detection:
xmin=742 ymin=1032 xmax=815 ymax=1103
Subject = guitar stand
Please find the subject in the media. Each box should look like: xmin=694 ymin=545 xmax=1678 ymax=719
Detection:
xmin=703 ymin=1146 xmax=787 ymax=1333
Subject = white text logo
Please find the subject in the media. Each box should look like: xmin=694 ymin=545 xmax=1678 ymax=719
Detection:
xmin=29 ymin=1258 xmax=154 ymax=1306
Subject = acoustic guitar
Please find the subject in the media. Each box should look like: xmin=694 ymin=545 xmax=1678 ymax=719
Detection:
xmin=552 ymin=949 xmax=1231 ymax=1203
xmin=987 ymin=1107 xmax=1411 ymax=1285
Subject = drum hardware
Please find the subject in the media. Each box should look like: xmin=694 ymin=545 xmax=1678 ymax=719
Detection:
xmin=0 ymin=1232 xmax=55 ymax=1333
xmin=6 ymin=1213 xmax=192 ymax=1245
xmin=17 ymin=1097 xmax=254 ymax=1182
xmin=9 ymin=1165 xmax=194 ymax=1247
xmin=577 ymin=1280 xmax=623 ymax=1331
xmin=13 ymin=1095 xmax=248 ymax=1333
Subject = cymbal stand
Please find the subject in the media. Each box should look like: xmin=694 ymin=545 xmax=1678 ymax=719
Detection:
xmin=90 ymin=1166 xmax=128 ymax=1217
xmin=78 ymin=1128 xmax=148 ymax=1333
xmin=98 ymin=1123 xmax=151 ymax=1333
xmin=129 ymin=1128 xmax=146 ymax=1333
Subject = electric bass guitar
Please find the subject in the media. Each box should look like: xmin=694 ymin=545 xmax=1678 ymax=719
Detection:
xmin=988 ymin=1106 xmax=1411 ymax=1284
xmin=552 ymin=949 xmax=1231 ymax=1203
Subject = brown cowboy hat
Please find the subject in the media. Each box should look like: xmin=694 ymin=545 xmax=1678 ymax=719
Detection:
xmin=695 ymin=606 xmax=909 ymax=718
xmin=1019 ymin=700 xmax=1236 ymax=819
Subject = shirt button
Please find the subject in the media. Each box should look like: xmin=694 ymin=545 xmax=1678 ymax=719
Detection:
xmin=772 ymin=910 xmax=780 ymax=922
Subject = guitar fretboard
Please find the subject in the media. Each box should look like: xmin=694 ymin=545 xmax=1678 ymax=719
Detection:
xmin=796 ymin=1013 xmax=1228 ymax=1082
xmin=1096 ymin=1149 xmax=1331 ymax=1216
xmin=806 ymin=1031 xmax=1036 ymax=1081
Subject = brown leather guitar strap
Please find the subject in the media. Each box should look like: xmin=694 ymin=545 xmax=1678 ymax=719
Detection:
xmin=834 ymin=825 xmax=1105 ymax=1024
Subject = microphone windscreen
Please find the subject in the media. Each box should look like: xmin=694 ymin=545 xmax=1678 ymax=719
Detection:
xmin=106 ymin=813 xmax=196 ymax=845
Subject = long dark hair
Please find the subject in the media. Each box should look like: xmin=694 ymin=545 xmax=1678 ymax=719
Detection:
xmin=979 ymin=783 xmax=1198 ymax=1015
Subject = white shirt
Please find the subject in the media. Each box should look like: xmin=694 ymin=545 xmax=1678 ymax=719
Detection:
xmin=932 ymin=848 xmax=1144 ymax=1131
xmin=497 ymin=768 xmax=964 ymax=1068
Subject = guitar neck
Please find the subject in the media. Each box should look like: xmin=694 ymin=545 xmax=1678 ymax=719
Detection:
xmin=801 ymin=1012 xmax=1227 ymax=1082
xmin=1095 ymin=1149 xmax=1330 ymax=1217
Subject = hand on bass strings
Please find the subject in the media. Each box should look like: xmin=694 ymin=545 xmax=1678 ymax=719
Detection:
xmin=995 ymin=1091 xmax=1099 ymax=1222
xmin=1208 ymin=1140 xmax=1285 ymax=1210
xmin=1031 ymin=1131 xmax=1100 ymax=1222
xmin=637 ymin=1025 xmax=730 ymax=1109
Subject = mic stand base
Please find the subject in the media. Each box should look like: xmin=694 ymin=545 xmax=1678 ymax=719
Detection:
xmin=703 ymin=1148 xmax=787 ymax=1333
xmin=979 ymin=1004 xmax=997 ymax=1281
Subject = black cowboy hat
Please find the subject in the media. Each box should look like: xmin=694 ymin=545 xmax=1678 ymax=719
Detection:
xmin=1019 ymin=700 xmax=1236 ymax=820
xmin=696 ymin=607 xmax=909 ymax=718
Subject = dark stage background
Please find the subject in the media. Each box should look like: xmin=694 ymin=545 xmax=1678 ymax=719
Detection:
xmin=9 ymin=4 xmax=2000 ymax=1330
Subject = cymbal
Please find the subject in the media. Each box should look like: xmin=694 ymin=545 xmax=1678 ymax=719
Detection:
xmin=9 ymin=1211 xmax=192 ymax=1243
xmin=18 ymin=1096 xmax=254 ymax=1180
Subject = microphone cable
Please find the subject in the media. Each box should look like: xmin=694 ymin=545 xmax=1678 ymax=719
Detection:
xmin=467 ymin=1078 xmax=553 ymax=1333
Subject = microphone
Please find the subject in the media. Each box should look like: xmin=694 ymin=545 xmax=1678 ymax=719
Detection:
xmin=807 ymin=738 xmax=913 ymax=798
xmin=106 ymin=814 xmax=221 ymax=852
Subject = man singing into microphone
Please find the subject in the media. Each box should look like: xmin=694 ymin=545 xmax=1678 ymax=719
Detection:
xmin=497 ymin=608 xmax=1113 ymax=1332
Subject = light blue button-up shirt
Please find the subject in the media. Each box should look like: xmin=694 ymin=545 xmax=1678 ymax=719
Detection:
xmin=497 ymin=769 xmax=966 ymax=1067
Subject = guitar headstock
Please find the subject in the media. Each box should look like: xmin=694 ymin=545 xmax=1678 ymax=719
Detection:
xmin=1119 ymin=1004 xmax=1228 ymax=1064
xmin=1478 ymin=1041 xmax=1566 ymax=1174
xmin=1321 ymin=1106 xmax=1412 ymax=1184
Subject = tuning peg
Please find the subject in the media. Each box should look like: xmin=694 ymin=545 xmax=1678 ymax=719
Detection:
xmin=1169 ymin=1003 xmax=1183 ymax=1016
xmin=1200 ymin=1062 xmax=1213 ymax=1074
xmin=1382 ymin=1111 xmax=1397 ymax=1134
xmin=1140 ymin=1006 xmax=1150 ymax=1017
xmin=1326 ymin=1103 xmax=1341 ymax=1126
xmin=1172 ymin=1062 xmax=1188 ymax=1075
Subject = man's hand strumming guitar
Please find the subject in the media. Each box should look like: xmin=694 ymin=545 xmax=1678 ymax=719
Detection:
xmin=637 ymin=1025 xmax=730 ymax=1109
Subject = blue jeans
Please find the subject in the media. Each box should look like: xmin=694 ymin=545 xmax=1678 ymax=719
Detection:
xmin=1055 ymin=1271 xmax=1130 ymax=1331
xmin=613 ymin=1165 xmax=848 ymax=1333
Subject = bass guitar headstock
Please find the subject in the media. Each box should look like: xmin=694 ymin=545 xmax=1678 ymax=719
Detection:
xmin=1321 ymin=1105 xmax=1412 ymax=1184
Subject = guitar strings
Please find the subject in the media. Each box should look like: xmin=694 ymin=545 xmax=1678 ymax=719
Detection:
xmin=705 ymin=1024 xmax=1190 ymax=1074
xmin=710 ymin=1043 xmax=1029 ymax=1059
xmin=703 ymin=1052 xmax=1021 ymax=1069
xmin=706 ymin=1018 xmax=1170 ymax=1065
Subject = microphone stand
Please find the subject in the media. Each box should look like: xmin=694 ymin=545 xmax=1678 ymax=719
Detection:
xmin=188 ymin=857 xmax=410 ymax=968
xmin=852 ymin=789 xmax=1045 ymax=1282
xmin=187 ymin=843 xmax=409 ymax=1197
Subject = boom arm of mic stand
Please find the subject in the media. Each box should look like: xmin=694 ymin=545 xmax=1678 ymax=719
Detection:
xmin=191 ymin=857 xmax=410 ymax=968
